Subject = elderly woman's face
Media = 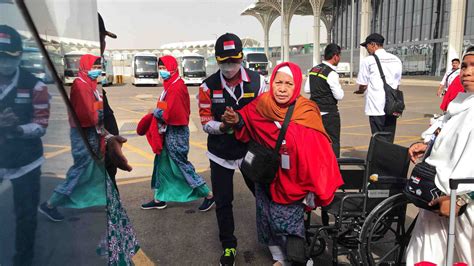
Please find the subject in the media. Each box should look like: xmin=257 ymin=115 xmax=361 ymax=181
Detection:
xmin=461 ymin=55 xmax=474 ymax=92
xmin=272 ymin=71 xmax=295 ymax=104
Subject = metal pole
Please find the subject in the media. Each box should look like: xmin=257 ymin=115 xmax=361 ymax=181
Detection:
xmin=350 ymin=0 xmax=355 ymax=83
xmin=446 ymin=188 xmax=457 ymax=266
xmin=281 ymin=0 xmax=284 ymax=62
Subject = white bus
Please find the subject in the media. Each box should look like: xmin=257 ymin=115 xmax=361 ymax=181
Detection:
xmin=64 ymin=51 xmax=85 ymax=85
xmin=131 ymin=52 xmax=159 ymax=86
xmin=177 ymin=53 xmax=206 ymax=85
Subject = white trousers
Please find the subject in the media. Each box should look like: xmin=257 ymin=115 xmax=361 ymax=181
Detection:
xmin=406 ymin=204 xmax=473 ymax=265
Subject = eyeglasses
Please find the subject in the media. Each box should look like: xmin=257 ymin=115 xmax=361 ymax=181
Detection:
xmin=216 ymin=52 xmax=243 ymax=62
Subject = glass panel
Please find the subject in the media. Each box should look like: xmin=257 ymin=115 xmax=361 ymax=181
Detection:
xmin=0 ymin=1 xmax=109 ymax=265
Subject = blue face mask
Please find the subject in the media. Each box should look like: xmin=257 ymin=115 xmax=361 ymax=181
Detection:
xmin=88 ymin=69 xmax=102 ymax=80
xmin=159 ymin=70 xmax=171 ymax=80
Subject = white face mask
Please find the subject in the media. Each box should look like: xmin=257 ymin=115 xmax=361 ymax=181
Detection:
xmin=0 ymin=56 xmax=21 ymax=77
xmin=219 ymin=63 xmax=241 ymax=79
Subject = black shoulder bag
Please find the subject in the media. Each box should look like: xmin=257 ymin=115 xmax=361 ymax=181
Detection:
xmin=373 ymin=54 xmax=405 ymax=117
xmin=240 ymin=103 xmax=295 ymax=184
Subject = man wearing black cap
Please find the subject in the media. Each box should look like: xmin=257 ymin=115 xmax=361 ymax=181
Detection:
xmin=0 ymin=25 xmax=50 ymax=265
xmin=98 ymin=13 xmax=132 ymax=191
xmin=354 ymin=33 xmax=402 ymax=143
xmin=304 ymin=43 xmax=344 ymax=158
xmin=198 ymin=33 xmax=266 ymax=265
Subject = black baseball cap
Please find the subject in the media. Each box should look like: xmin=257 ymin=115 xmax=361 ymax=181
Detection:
xmin=98 ymin=13 xmax=117 ymax=39
xmin=0 ymin=25 xmax=22 ymax=57
xmin=215 ymin=33 xmax=243 ymax=62
xmin=360 ymin=33 xmax=384 ymax=47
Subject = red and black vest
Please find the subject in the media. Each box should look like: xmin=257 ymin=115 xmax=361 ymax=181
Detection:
xmin=0 ymin=69 xmax=43 ymax=168
xmin=205 ymin=69 xmax=261 ymax=160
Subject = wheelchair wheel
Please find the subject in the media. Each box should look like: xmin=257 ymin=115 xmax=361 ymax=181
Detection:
xmin=307 ymin=233 xmax=326 ymax=258
xmin=358 ymin=193 xmax=415 ymax=266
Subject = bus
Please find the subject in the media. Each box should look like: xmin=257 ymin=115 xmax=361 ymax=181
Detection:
xmin=243 ymin=52 xmax=270 ymax=82
xmin=177 ymin=53 xmax=206 ymax=85
xmin=131 ymin=52 xmax=159 ymax=86
xmin=64 ymin=51 xmax=85 ymax=85
xmin=21 ymin=47 xmax=64 ymax=84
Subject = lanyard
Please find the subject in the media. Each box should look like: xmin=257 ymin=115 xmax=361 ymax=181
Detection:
xmin=220 ymin=72 xmax=244 ymax=105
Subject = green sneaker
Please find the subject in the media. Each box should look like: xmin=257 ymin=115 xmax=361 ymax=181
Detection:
xmin=219 ymin=248 xmax=236 ymax=266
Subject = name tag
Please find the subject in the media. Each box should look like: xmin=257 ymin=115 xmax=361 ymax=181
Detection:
xmin=281 ymin=154 xmax=290 ymax=169
xmin=243 ymin=92 xmax=255 ymax=98
xmin=212 ymin=98 xmax=226 ymax=104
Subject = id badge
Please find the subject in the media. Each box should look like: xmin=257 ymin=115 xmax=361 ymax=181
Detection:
xmin=281 ymin=153 xmax=290 ymax=169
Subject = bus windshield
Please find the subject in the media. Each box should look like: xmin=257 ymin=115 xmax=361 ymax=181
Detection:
xmin=183 ymin=57 xmax=205 ymax=72
xmin=246 ymin=53 xmax=268 ymax=62
xmin=65 ymin=55 xmax=82 ymax=71
xmin=135 ymin=56 xmax=157 ymax=73
xmin=21 ymin=50 xmax=45 ymax=74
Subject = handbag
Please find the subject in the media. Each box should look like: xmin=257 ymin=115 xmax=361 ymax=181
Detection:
xmin=403 ymin=140 xmax=444 ymax=210
xmin=239 ymin=104 xmax=295 ymax=184
xmin=373 ymin=54 xmax=405 ymax=117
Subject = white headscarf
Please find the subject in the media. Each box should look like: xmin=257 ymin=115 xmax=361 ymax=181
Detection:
xmin=277 ymin=66 xmax=293 ymax=77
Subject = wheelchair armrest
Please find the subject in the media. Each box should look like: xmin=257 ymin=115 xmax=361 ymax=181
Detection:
xmin=375 ymin=175 xmax=408 ymax=184
xmin=337 ymin=157 xmax=366 ymax=165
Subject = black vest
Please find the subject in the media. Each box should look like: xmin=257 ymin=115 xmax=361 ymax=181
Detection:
xmin=0 ymin=69 xmax=44 ymax=168
xmin=204 ymin=69 xmax=261 ymax=160
xmin=309 ymin=63 xmax=338 ymax=112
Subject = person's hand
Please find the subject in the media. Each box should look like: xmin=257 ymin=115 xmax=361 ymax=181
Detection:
xmin=436 ymin=88 xmax=443 ymax=97
xmin=0 ymin=108 xmax=19 ymax=128
xmin=408 ymin=142 xmax=428 ymax=163
xmin=107 ymin=135 xmax=133 ymax=172
xmin=222 ymin=106 xmax=239 ymax=125
xmin=353 ymin=89 xmax=365 ymax=94
xmin=429 ymin=196 xmax=461 ymax=217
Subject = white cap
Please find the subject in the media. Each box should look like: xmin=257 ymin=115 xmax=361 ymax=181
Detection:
xmin=277 ymin=66 xmax=293 ymax=77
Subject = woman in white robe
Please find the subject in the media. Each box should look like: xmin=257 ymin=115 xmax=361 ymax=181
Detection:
xmin=406 ymin=47 xmax=474 ymax=265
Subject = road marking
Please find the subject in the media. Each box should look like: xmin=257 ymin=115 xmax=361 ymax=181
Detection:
xmin=340 ymin=136 xmax=421 ymax=152
xmin=189 ymin=140 xmax=207 ymax=150
xmin=117 ymin=168 xmax=208 ymax=186
xmin=132 ymin=248 xmax=155 ymax=266
xmin=117 ymin=107 xmax=146 ymax=116
xmin=44 ymin=144 xmax=71 ymax=159
xmin=124 ymin=143 xmax=155 ymax=161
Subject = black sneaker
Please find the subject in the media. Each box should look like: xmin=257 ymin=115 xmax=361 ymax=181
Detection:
xmin=141 ymin=200 xmax=167 ymax=210
xmin=38 ymin=202 xmax=64 ymax=222
xmin=198 ymin=197 xmax=215 ymax=212
xmin=220 ymin=248 xmax=236 ymax=266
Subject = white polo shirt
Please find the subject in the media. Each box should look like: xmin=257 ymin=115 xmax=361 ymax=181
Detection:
xmin=356 ymin=49 xmax=402 ymax=116
xmin=440 ymin=68 xmax=460 ymax=90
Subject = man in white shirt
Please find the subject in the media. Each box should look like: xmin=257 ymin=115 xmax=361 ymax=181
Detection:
xmin=305 ymin=43 xmax=344 ymax=157
xmin=437 ymin=58 xmax=460 ymax=97
xmin=355 ymin=33 xmax=402 ymax=143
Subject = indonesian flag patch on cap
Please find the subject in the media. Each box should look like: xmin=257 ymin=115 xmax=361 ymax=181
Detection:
xmin=223 ymin=40 xmax=235 ymax=51
xmin=0 ymin=33 xmax=11 ymax=44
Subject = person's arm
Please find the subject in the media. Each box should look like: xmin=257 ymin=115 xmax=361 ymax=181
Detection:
xmin=198 ymin=82 xmax=226 ymax=135
xmin=258 ymin=74 xmax=268 ymax=94
xmin=355 ymin=59 xmax=369 ymax=94
xmin=303 ymin=77 xmax=311 ymax=94
xmin=16 ymin=81 xmax=50 ymax=138
xmin=327 ymin=71 xmax=344 ymax=100
xmin=408 ymin=142 xmax=428 ymax=163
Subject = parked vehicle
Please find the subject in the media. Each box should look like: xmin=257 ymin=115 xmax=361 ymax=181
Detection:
xmin=21 ymin=47 xmax=63 ymax=83
xmin=131 ymin=52 xmax=159 ymax=86
xmin=64 ymin=51 xmax=85 ymax=85
xmin=177 ymin=53 xmax=206 ymax=85
xmin=243 ymin=52 xmax=270 ymax=82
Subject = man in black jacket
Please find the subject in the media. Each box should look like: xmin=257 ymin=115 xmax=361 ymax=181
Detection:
xmin=305 ymin=43 xmax=344 ymax=157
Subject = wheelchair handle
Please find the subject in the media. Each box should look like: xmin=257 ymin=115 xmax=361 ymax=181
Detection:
xmin=449 ymin=178 xmax=474 ymax=190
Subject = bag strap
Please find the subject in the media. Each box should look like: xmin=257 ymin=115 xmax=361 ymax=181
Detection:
xmin=372 ymin=54 xmax=388 ymax=87
xmin=274 ymin=103 xmax=295 ymax=152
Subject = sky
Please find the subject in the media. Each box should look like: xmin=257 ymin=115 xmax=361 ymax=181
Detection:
xmin=97 ymin=0 xmax=327 ymax=50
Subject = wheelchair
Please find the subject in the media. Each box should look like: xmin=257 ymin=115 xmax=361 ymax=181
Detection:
xmin=305 ymin=132 xmax=417 ymax=265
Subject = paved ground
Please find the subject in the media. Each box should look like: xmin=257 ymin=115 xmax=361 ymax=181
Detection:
xmin=0 ymin=77 xmax=444 ymax=265
xmin=106 ymin=78 xmax=442 ymax=265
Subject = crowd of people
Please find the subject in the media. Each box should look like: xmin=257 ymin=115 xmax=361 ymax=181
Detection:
xmin=1 ymin=10 xmax=473 ymax=265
